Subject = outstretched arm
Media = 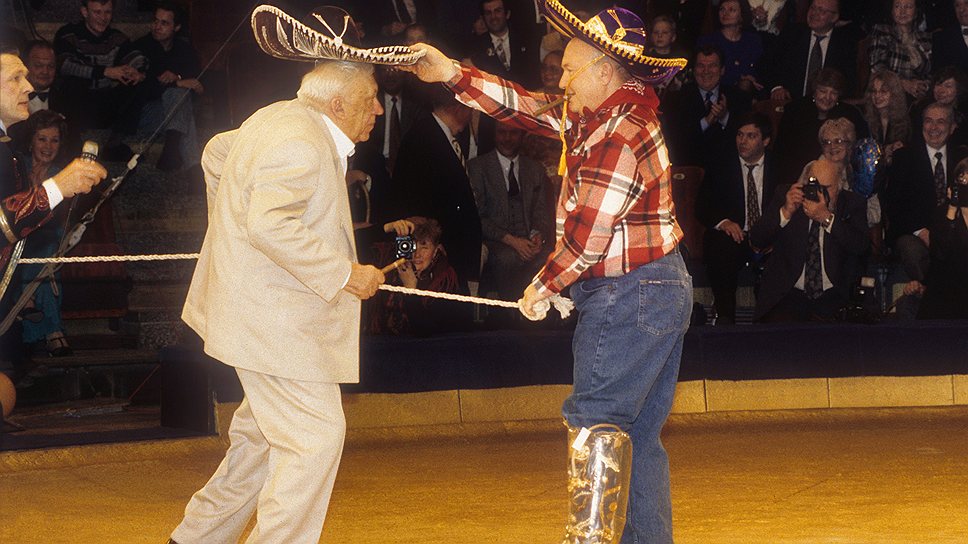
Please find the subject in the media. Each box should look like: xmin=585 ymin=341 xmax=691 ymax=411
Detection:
xmin=401 ymin=43 xmax=564 ymax=139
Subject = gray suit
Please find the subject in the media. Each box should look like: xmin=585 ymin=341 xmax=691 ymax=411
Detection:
xmin=468 ymin=150 xmax=553 ymax=298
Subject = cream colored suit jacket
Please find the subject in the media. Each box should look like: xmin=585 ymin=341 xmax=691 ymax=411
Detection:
xmin=183 ymin=100 xmax=360 ymax=383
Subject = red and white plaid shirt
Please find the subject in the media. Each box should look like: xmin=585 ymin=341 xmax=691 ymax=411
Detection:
xmin=448 ymin=65 xmax=683 ymax=295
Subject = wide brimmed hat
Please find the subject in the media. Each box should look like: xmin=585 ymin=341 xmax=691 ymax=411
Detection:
xmin=251 ymin=4 xmax=425 ymax=65
xmin=540 ymin=1 xmax=686 ymax=84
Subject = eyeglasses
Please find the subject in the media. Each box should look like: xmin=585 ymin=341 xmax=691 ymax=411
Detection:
xmin=821 ymin=138 xmax=848 ymax=147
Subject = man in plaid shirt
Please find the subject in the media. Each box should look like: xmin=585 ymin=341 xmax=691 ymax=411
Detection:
xmin=405 ymin=3 xmax=692 ymax=543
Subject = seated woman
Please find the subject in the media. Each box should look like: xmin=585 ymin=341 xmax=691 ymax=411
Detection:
xmin=365 ymin=217 xmax=470 ymax=335
xmin=868 ymin=0 xmax=931 ymax=101
xmin=918 ymin=159 xmax=968 ymax=320
xmin=774 ymin=68 xmax=869 ymax=183
xmin=863 ymin=71 xmax=911 ymax=165
xmin=798 ymin=118 xmax=881 ymax=256
xmin=697 ymin=0 xmax=763 ymax=93
xmin=14 ymin=110 xmax=72 ymax=356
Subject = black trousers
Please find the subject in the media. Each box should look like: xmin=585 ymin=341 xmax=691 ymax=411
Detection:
xmin=702 ymin=228 xmax=766 ymax=323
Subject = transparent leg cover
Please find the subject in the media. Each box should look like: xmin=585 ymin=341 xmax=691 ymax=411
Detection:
xmin=562 ymin=423 xmax=633 ymax=544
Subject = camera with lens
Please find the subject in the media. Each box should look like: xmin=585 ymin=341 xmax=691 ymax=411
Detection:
xmin=395 ymin=235 xmax=416 ymax=260
xmin=838 ymin=276 xmax=879 ymax=323
xmin=952 ymin=182 xmax=968 ymax=207
xmin=802 ymin=176 xmax=829 ymax=203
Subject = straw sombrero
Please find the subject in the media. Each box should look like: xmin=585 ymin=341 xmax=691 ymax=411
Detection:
xmin=541 ymin=1 xmax=687 ymax=84
xmin=251 ymin=4 xmax=425 ymax=65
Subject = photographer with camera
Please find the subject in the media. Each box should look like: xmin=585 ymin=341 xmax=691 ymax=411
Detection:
xmin=366 ymin=216 xmax=469 ymax=335
xmin=750 ymin=157 xmax=869 ymax=322
xmin=918 ymin=159 xmax=968 ymax=319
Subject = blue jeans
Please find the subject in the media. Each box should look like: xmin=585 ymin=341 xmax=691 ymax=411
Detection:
xmin=563 ymin=250 xmax=692 ymax=544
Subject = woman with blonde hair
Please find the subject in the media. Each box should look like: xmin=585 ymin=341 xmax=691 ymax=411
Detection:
xmin=863 ymin=71 xmax=910 ymax=164
xmin=800 ymin=118 xmax=882 ymax=254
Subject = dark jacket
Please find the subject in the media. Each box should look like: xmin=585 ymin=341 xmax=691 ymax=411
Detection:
xmin=659 ymin=82 xmax=752 ymax=167
xmin=466 ymin=30 xmax=541 ymax=90
xmin=696 ymin=150 xmax=780 ymax=231
xmin=759 ymin=23 xmax=858 ymax=99
xmin=392 ymin=113 xmax=483 ymax=285
xmin=750 ymin=186 xmax=869 ymax=321
xmin=883 ymin=143 xmax=963 ymax=244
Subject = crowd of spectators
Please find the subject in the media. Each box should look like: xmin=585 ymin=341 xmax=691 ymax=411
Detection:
xmin=5 ymin=0 xmax=968 ymax=347
xmin=1 ymin=0 xmax=204 ymax=357
xmin=345 ymin=0 xmax=968 ymax=331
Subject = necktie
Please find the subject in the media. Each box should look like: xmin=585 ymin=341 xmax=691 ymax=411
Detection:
xmin=394 ymin=0 xmax=412 ymax=23
xmin=388 ymin=96 xmax=401 ymax=172
xmin=703 ymin=91 xmax=713 ymax=115
xmin=508 ymin=160 xmax=520 ymax=197
xmin=29 ymin=91 xmax=49 ymax=102
xmin=745 ymin=163 xmax=760 ymax=229
xmin=805 ymin=220 xmax=823 ymax=299
xmin=452 ymin=138 xmax=466 ymax=172
xmin=962 ymin=27 xmax=968 ymax=36
xmin=805 ymin=34 xmax=826 ymax=95
xmin=934 ymin=151 xmax=947 ymax=206
xmin=495 ymin=37 xmax=510 ymax=70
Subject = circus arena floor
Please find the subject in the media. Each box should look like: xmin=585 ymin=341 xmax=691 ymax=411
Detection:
xmin=1 ymin=406 xmax=967 ymax=544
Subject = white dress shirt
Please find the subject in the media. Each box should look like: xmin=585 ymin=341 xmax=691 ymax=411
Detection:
xmin=490 ymin=31 xmax=512 ymax=68
xmin=381 ymin=92 xmax=402 ymax=159
xmin=495 ymin=150 xmax=520 ymax=192
xmin=717 ymin=154 xmax=764 ymax=232
xmin=321 ymin=113 xmax=356 ymax=289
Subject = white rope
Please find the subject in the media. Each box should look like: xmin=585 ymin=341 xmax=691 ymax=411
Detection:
xmin=378 ymin=283 xmax=519 ymax=309
xmin=14 ymin=252 xmax=574 ymax=318
xmin=18 ymin=253 xmax=201 ymax=264
xmin=14 ymin=252 xmax=520 ymax=308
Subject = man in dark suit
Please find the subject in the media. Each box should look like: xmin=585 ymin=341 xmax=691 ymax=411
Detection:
xmin=392 ymin=91 xmax=483 ymax=289
xmin=21 ymin=41 xmax=65 ymax=117
xmin=660 ymin=44 xmax=752 ymax=167
xmin=931 ymin=0 xmax=968 ymax=74
xmin=468 ymin=121 xmax=553 ymax=301
xmin=352 ymin=65 xmax=426 ymax=224
xmin=363 ymin=0 xmax=437 ymax=42
xmin=760 ymin=0 xmax=858 ymax=102
xmin=697 ymin=112 xmax=779 ymax=325
xmin=883 ymin=103 xmax=964 ymax=318
xmin=750 ymin=157 xmax=869 ymax=322
xmin=465 ymin=0 xmax=541 ymax=89
xmin=1 ymin=49 xmax=106 ymax=373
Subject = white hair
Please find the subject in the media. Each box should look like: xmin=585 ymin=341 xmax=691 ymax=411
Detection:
xmin=297 ymin=60 xmax=374 ymax=108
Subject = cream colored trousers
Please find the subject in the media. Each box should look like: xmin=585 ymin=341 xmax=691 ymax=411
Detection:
xmin=171 ymin=368 xmax=345 ymax=544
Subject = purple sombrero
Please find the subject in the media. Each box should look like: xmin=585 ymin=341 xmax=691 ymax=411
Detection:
xmin=541 ymin=1 xmax=687 ymax=84
xmin=251 ymin=4 xmax=425 ymax=65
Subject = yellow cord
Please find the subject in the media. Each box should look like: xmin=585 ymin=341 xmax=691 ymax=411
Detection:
xmin=557 ymin=54 xmax=605 ymax=176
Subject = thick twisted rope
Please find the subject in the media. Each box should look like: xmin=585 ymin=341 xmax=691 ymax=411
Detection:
xmin=17 ymin=253 xmax=202 ymax=264
xmin=15 ymin=252 xmax=520 ymax=308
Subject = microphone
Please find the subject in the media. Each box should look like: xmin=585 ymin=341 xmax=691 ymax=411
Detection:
xmin=80 ymin=140 xmax=99 ymax=162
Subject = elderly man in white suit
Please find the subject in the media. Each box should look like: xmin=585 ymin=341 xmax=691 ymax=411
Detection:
xmin=165 ymin=5 xmax=426 ymax=543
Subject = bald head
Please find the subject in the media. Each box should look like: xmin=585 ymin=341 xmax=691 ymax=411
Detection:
xmin=559 ymin=38 xmax=630 ymax=113
xmin=809 ymin=157 xmax=843 ymax=192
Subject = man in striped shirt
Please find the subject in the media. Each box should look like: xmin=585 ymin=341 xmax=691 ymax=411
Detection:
xmin=404 ymin=3 xmax=692 ymax=542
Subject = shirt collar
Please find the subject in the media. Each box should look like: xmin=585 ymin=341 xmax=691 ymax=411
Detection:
xmin=0 ymin=120 xmax=6 ymax=134
xmin=926 ymin=143 xmax=947 ymax=158
xmin=740 ymin=154 xmax=764 ymax=168
xmin=700 ymin=85 xmax=720 ymax=98
xmin=431 ymin=112 xmax=456 ymax=142
xmin=321 ymin=113 xmax=355 ymax=160
xmin=496 ymin=150 xmax=517 ymax=170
